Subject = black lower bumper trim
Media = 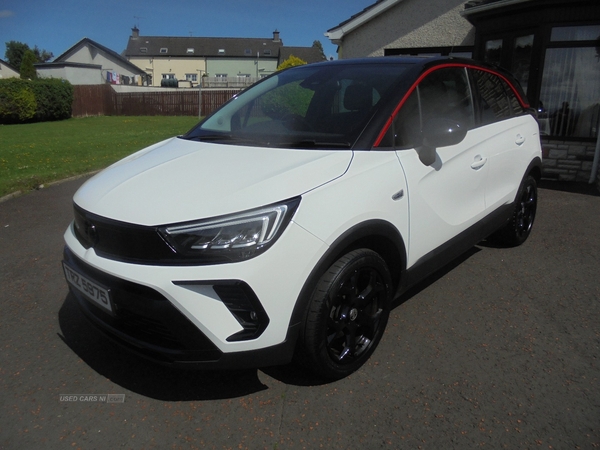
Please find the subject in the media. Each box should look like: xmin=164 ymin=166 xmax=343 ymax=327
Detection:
xmin=63 ymin=246 xmax=298 ymax=369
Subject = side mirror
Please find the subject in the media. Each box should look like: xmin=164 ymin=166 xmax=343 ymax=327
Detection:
xmin=422 ymin=118 xmax=467 ymax=148
xmin=417 ymin=118 xmax=467 ymax=166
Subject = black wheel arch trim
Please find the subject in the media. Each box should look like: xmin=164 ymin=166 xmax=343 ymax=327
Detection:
xmin=525 ymin=157 xmax=542 ymax=184
xmin=286 ymin=219 xmax=407 ymax=346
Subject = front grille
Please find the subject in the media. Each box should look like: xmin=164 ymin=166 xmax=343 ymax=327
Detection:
xmin=72 ymin=204 xmax=232 ymax=266
xmin=73 ymin=204 xmax=179 ymax=264
xmin=63 ymin=247 xmax=222 ymax=363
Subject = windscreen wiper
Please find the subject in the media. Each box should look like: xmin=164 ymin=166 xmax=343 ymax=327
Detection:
xmin=286 ymin=140 xmax=352 ymax=149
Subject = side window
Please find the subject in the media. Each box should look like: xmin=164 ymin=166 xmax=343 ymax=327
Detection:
xmin=392 ymin=89 xmax=420 ymax=148
xmin=418 ymin=67 xmax=474 ymax=129
xmin=472 ymin=69 xmax=512 ymax=125
xmin=391 ymin=67 xmax=474 ymax=149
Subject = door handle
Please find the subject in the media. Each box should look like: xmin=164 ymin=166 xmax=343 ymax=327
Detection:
xmin=515 ymin=134 xmax=525 ymax=145
xmin=471 ymin=155 xmax=487 ymax=170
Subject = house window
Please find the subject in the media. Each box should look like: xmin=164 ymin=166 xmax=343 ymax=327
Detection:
xmin=538 ymin=25 xmax=600 ymax=138
xmin=218 ymin=49 xmax=225 ymax=54
xmin=385 ymin=46 xmax=473 ymax=58
xmin=511 ymin=35 xmax=534 ymax=94
xmin=264 ymin=49 xmax=271 ymax=56
xmin=187 ymin=48 xmax=194 ymax=54
xmin=244 ymin=49 xmax=252 ymax=55
xmin=550 ymin=24 xmax=600 ymax=41
xmin=484 ymin=39 xmax=503 ymax=66
xmin=186 ymin=73 xmax=198 ymax=82
xmin=160 ymin=48 xmax=168 ymax=54
xmin=140 ymin=47 xmax=148 ymax=53
xmin=162 ymin=74 xmax=176 ymax=79
xmin=215 ymin=74 xmax=227 ymax=78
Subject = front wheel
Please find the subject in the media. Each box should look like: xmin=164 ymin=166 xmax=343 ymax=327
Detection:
xmin=491 ymin=174 xmax=538 ymax=247
xmin=298 ymin=249 xmax=392 ymax=380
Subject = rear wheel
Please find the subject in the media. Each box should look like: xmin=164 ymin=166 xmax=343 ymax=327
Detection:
xmin=299 ymin=249 xmax=392 ymax=380
xmin=491 ymin=174 xmax=538 ymax=247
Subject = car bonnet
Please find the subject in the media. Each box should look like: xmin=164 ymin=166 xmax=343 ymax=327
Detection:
xmin=73 ymin=137 xmax=352 ymax=226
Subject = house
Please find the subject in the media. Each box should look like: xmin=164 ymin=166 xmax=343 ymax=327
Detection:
xmin=124 ymin=28 xmax=326 ymax=87
xmin=35 ymin=37 xmax=147 ymax=85
xmin=326 ymin=0 xmax=600 ymax=186
xmin=325 ymin=0 xmax=475 ymax=59
xmin=0 ymin=58 xmax=19 ymax=79
xmin=463 ymin=0 xmax=600 ymax=184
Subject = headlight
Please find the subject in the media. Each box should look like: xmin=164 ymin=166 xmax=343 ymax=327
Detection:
xmin=158 ymin=197 xmax=300 ymax=263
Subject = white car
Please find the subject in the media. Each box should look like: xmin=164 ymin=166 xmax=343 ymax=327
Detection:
xmin=63 ymin=57 xmax=542 ymax=380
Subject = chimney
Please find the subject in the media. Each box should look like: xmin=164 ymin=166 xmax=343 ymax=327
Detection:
xmin=273 ymin=30 xmax=280 ymax=42
xmin=132 ymin=26 xmax=140 ymax=39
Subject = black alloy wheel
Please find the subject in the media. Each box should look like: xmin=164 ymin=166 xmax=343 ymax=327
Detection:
xmin=300 ymin=249 xmax=392 ymax=380
xmin=492 ymin=174 xmax=538 ymax=247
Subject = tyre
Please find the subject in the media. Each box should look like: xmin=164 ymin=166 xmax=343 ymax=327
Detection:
xmin=298 ymin=249 xmax=392 ymax=380
xmin=491 ymin=174 xmax=538 ymax=247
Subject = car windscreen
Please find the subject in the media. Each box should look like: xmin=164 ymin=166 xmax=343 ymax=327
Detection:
xmin=182 ymin=62 xmax=411 ymax=149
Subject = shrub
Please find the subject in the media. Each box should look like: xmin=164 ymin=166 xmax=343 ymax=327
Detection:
xmin=0 ymin=78 xmax=73 ymax=124
xmin=30 ymin=78 xmax=74 ymax=121
xmin=0 ymin=79 xmax=37 ymax=123
xmin=161 ymin=78 xmax=178 ymax=88
xmin=277 ymin=55 xmax=307 ymax=71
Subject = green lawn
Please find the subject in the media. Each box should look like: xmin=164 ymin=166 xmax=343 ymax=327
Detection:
xmin=0 ymin=116 xmax=200 ymax=198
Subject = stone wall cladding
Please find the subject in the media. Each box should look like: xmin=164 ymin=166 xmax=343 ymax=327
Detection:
xmin=541 ymin=139 xmax=598 ymax=182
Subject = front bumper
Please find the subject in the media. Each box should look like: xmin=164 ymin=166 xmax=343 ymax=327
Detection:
xmin=62 ymin=218 xmax=326 ymax=369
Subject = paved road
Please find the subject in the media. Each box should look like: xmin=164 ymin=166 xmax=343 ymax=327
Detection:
xmin=1 ymin=177 xmax=599 ymax=449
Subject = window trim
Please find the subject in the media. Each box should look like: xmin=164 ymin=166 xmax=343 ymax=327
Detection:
xmin=374 ymin=63 xmax=530 ymax=147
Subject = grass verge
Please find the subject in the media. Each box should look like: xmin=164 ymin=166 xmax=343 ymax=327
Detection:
xmin=0 ymin=116 xmax=200 ymax=198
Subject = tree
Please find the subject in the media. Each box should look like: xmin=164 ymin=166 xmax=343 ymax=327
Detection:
xmin=20 ymin=50 xmax=38 ymax=79
xmin=277 ymin=55 xmax=307 ymax=71
xmin=5 ymin=41 xmax=53 ymax=69
xmin=32 ymin=45 xmax=53 ymax=63
xmin=5 ymin=41 xmax=29 ymax=69
xmin=312 ymin=40 xmax=326 ymax=60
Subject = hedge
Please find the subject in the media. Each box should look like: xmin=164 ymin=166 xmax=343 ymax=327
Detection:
xmin=0 ymin=78 xmax=73 ymax=124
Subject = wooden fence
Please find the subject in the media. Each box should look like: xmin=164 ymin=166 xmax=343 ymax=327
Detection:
xmin=72 ymin=85 xmax=239 ymax=117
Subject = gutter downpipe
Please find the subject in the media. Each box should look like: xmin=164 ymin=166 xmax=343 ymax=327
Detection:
xmin=589 ymin=126 xmax=600 ymax=184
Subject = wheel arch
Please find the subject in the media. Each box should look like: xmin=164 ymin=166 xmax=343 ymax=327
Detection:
xmin=288 ymin=219 xmax=406 ymax=342
xmin=526 ymin=156 xmax=542 ymax=183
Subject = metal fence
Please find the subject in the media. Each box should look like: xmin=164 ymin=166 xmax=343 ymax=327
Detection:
xmin=201 ymin=77 xmax=261 ymax=88
xmin=72 ymin=85 xmax=239 ymax=117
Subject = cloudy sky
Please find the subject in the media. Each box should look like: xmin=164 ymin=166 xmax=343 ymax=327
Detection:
xmin=0 ymin=0 xmax=375 ymax=62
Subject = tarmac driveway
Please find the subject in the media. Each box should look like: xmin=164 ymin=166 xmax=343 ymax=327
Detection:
xmin=0 ymin=177 xmax=599 ymax=449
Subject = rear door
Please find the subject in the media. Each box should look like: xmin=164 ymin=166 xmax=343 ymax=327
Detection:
xmin=469 ymin=68 xmax=538 ymax=211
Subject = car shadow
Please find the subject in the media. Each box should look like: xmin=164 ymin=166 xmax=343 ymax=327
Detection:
xmin=391 ymin=245 xmax=481 ymax=310
xmin=57 ymin=293 xmax=269 ymax=401
xmin=57 ymin=246 xmax=483 ymax=395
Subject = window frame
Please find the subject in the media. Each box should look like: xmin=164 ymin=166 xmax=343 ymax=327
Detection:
xmin=375 ymin=63 xmax=529 ymax=149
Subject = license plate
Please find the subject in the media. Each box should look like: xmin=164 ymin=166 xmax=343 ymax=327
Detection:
xmin=63 ymin=262 xmax=113 ymax=314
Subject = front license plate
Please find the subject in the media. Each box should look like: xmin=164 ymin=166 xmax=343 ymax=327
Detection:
xmin=63 ymin=262 xmax=113 ymax=314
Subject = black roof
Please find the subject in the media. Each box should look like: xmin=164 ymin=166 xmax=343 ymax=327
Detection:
xmin=125 ymin=35 xmax=284 ymax=58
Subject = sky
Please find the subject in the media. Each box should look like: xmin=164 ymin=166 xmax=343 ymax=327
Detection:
xmin=0 ymin=0 xmax=375 ymax=63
